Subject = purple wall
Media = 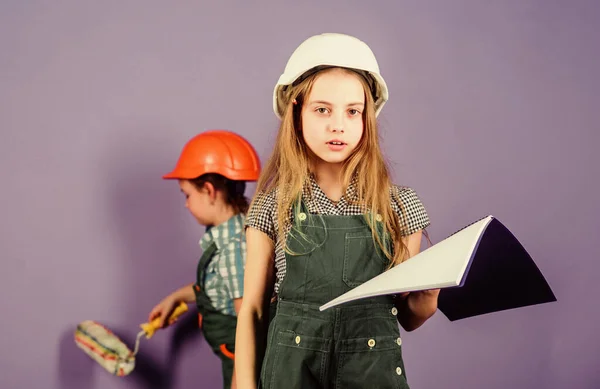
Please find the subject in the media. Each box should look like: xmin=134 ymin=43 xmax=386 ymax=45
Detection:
xmin=1 ymin=1 xmax=598 ymax=388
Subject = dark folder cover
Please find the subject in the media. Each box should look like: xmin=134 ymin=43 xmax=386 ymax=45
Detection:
xmin=437 ymin=217 xmax=557 ymax=321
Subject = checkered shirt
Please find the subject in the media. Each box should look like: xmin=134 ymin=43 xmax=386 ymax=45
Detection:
xmin=245 ymin=174 xmax=431 ymax=294
xmin=200 ymin=213 xmax=246 ymax=316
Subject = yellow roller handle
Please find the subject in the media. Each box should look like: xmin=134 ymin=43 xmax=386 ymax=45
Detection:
xmin=140 ymin=301 xmax=189 ymax=339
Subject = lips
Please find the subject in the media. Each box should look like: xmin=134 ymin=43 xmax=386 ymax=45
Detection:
xmin=326 ymin=139 xmax=346 ymax=145
xmin=326 ymin=139 xmax=347 ymax=152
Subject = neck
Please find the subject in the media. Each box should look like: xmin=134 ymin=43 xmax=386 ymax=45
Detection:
xmin=312 ymin=161 xmax=345 ymax=202
xmin=209 ymin=204 xmax=236 ymax=227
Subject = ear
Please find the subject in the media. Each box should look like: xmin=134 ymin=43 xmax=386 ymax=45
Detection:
xmin=203 ymin=182 xmax=217 ymax=203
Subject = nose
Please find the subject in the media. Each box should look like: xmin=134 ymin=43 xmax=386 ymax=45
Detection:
xmin=329 ymin=112 xmax=345 ymax=133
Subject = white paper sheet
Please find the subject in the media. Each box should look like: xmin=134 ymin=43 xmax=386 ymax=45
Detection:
xmin=319 ymin=216 xmax=494 ymax=311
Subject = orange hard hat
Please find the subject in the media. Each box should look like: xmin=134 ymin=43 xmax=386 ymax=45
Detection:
xmin=163 ymin=130 xmax=261 ymax=181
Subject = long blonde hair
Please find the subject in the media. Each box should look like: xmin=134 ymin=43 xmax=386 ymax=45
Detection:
xmin=253 ymin=67 xmax=410 ymax=267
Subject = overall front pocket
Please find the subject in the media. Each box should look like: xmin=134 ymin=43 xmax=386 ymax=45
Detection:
xmin=263 ymin=330 xmax=331 ymax=389
xmin=336 ymin=335 xmax=408 ymax=389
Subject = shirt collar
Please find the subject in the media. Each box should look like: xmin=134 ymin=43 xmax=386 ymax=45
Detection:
xmin=303 ymin=172 xmax=359 ymax=202
xmin=200 ymin=213 xmax=245 ymax=251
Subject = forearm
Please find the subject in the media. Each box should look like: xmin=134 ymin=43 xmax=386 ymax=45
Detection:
xmin=171 ymin=282 xmax=197 ymax=304
xmin=395 ymin=289 xmax=440 ymax=331
xmin=234 ymin=306 xmax=266 ymax=388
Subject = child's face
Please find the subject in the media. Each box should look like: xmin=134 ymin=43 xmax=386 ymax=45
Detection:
xmin=300 ymin=68 xmax=365 ymax=165
xmin=178 ymin=179 xmax=214 ymax=225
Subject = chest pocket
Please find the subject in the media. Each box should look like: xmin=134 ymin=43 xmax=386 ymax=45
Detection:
xmin=342 ymin=231 xmax=387 ymax=288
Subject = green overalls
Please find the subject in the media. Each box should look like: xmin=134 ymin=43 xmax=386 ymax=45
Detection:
xmin=259 ymin=203 xmax=409 ymax=389
xmin=194 ymin=242 xmax=238 ymax=389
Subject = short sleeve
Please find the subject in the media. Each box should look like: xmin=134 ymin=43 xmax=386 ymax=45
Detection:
xmin=220 ymin=238 xmax=246 ymax=300
xmin=245 ymin=190 xmax=277 ymax=242
xmin=391 ymin=185 xmax=431 ymax=236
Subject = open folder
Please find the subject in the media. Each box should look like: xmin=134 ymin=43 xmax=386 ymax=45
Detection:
xmin=319 ymin=216 xmax=557 ymax=321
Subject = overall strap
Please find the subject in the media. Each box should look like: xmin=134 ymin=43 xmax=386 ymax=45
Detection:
xmin=196 ymin=242 xmax=218 ymax=288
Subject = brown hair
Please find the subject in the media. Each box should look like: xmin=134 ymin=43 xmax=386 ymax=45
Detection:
xmin=252 ymin=67 xmax=412 ymax=267
xmin=190 ymin=173 xmax=249 ymax=215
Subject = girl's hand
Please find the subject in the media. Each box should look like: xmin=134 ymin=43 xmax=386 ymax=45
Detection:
xmin=405 ymin=289 xmax=440 ymax=315
xmin=408 ymin=289 xmax=440 ymax=298
xmin=148 ymin=294 xmax=179 ymax=328
xmin=400 ymin=289 xmax=440 ymax=304
xmin=395 ymin=289 xmax=440 ymax=331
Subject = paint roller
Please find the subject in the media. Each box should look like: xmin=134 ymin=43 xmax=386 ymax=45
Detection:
xmin=74 ymin=301 xmax=189 ymax=376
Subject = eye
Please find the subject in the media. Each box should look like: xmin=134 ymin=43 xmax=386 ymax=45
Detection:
xmin=348 ymin=108 xmax=361 ymax=116
xmin=316 ymin=107 xmax=330 ymax=114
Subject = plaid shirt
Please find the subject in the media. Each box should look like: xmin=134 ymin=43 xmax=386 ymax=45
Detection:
xmin=245 ymin=174 xmax=431 ymax=294
xmin=200 ymin=213 xmax=246 ymax=316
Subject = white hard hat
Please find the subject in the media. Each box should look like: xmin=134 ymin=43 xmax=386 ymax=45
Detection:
xmin=273 ymin=33 xmax=389 ymax=119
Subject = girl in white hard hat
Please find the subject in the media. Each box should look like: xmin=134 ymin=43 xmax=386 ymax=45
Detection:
xmin=235 ymin=33 xmax=437 ymax=389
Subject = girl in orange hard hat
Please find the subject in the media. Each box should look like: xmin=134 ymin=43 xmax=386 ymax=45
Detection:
xmin=147 ymin=129 xmax=260 ymax=389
